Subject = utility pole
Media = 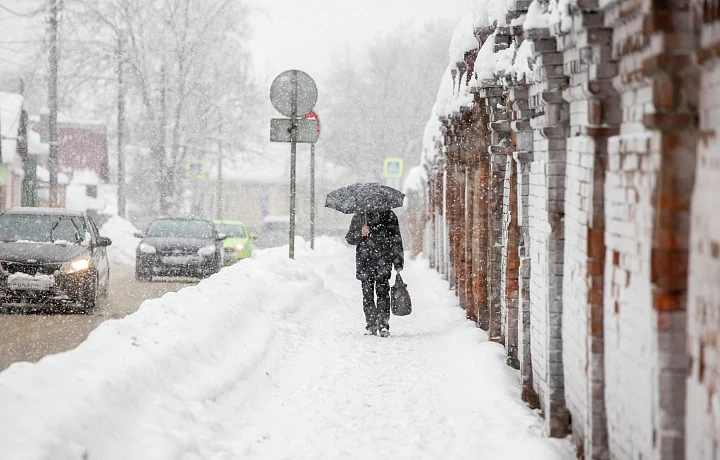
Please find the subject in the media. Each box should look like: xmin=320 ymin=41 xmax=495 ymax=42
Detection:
xmin=117 ymin=34 xmax=126 ymax=218
xmin=47 ymin=0 xmax=59 ymax=206
xmin=288 ymin=71 xmax=298 ymax=259
xmin=216 ymin=117 xmax=223 ymax=220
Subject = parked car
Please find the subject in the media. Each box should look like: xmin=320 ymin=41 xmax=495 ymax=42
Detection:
xmin=0 ymin=207 xmax=112 ymax=313
xmin=255 ymin=215 xmax=291 ymax=249
xmin=134 ymin=217 xmax=226 ymax=281
xmin=213 ymin=220 xmax=257 ymax=264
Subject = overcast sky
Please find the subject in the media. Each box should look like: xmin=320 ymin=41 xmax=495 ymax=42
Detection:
xmin=245 ymin=0 xmax=473 ymax=85
xmin=0 ymin=0 xmax=473 ymax=114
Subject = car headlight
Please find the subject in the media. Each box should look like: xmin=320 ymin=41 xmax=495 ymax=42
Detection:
xmin=198 ymin=245 xmax=216 ymax=256
xmin=61 ymin=258 xmax=91 ymax=274
xmin=235 ymin=243 xmax=245 ymax=252
xmin=138 ymin=243 xmax=156 ymax=254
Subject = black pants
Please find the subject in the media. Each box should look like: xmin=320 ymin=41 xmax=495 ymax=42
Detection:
xmin=361 ymin=279 xmax=390 ymax=331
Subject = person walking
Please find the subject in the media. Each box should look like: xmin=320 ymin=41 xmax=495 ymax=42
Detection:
xmin=345 ymin=210 xmax=404 ymax=337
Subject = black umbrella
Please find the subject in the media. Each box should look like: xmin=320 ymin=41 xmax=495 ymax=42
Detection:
xmin=325 ymin=183 xmax=405 ymax=214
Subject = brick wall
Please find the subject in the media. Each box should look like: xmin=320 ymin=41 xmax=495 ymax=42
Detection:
xmin=527 ymin=28 xmax=571 ymax=436
xmin=415 ymin=0 xmax=720 ymax=456
xmin=554 ymin=3 xmax=617 ymax=457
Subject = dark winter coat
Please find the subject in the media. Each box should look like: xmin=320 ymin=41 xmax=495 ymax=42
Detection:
xmin=345 ymin=210 xmax=404 ymax=281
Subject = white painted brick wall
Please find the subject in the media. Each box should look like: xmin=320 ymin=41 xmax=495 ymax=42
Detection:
xmin=604 ymin=122 xmax=659 ymax=459
xmin=686 ymin=60 xmax=720 ymax=460
xmin=562 ymin=135 xmax=593 ymax=445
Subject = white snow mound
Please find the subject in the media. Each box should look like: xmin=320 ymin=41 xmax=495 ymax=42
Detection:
xmin=100 ymin=215 xmax=140 ymax=266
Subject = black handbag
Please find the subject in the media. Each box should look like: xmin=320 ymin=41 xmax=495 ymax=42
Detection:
xmin=391 ymin=273 xmax=412 ymax=316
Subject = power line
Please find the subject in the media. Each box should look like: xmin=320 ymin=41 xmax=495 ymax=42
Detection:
xmin=0 ymin=3 xmax=45 ymax=17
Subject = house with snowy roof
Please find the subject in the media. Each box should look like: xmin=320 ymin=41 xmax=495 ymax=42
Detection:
xmin=29 ymin=116 xmax=111 ymax=211
xmin=201 ymin=142 xmax=352 ymax=237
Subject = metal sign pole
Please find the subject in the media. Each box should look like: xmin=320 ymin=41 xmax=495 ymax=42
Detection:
xmin=289 ymin=70 xmax=298 ymax=259
xmin=310 ymin=143 xmax=315 ymax=250
xmin=269 ymin=69 xmax=318 ymax=259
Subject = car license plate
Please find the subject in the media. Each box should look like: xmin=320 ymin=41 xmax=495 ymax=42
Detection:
xmin=161 ymin=255 xmax=195 ymax=265
xmin=8 ymin=279 xmax=52 ymax=291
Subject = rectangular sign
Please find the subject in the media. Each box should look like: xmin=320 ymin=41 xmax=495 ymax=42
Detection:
xmin=270 ymin=119 xmax=318 ymax=143
xmin=383 ymin=157 xmax=404 ymax=178
xmin=185 ymin=160 xmax=205 ymax=179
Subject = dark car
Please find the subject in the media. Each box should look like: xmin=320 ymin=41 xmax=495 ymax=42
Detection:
xmin=0 ymin=207 xmax=112 ymax=313
xmin=255 ymin=215 xmax=291 ymax=249
xmin=134 ymin=217 xmax=226 ymax=281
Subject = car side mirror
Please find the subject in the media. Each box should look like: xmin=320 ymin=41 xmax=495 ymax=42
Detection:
xmin=97 ymin=236 xmax=112 ymax=247
xmin=133 ymin=232 xmax=144 ymax=238
xmin=250 ymin=233 xmax=258 ymax=239
xmin=216 ymin=233 xmax=227 ymax=241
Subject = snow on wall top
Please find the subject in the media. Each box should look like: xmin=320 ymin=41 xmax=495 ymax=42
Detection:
xmin=524 ymin=0 xmax=572 ymax=32
xmin=421 ymin=107 xmax=444 ymax=167
xmin=449 ymin=13 xmax=478 ymax=63
xmin=402 ymin=165 xmax=428 ymax=195
xmin=416 ymin=0 xmax=549 ymax=172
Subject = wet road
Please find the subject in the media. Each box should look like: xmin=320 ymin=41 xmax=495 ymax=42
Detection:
xmin=0 ymin=265 xmax=195 ymax=372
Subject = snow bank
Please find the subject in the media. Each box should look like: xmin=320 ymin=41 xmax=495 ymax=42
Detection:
xmin=0 ymin=239 xmax=333 ymax=459
xmin=99 ymin=215 xmax=140 ymax=266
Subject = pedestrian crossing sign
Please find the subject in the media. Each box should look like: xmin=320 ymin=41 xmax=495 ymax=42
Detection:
xmin=185 ymin=160 xmax=205 ymax=179
xmin=383 ymin=158 xmax=404 ymax=178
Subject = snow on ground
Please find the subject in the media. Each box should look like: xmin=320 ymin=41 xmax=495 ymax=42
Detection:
xmin=99 ymin=215 xmax=140 ymax=266
xmin=0 ymin=237 xmax=574 ymax=460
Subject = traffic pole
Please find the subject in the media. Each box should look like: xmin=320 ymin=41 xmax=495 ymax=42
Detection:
xmin=288 ymin=71 xmax=298 ymax=259
xmin=310 ymin=143 xmax=315 ymax=250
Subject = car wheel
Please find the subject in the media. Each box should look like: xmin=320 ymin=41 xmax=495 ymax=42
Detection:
xmin=80 ymin=273 xmax=98 ymax=314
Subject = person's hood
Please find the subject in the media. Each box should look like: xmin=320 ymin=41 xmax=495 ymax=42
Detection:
xmin=140 ymin=237 xmax=214 ymax=253
xmin=0 ymin=241 xmax=88 ymax=264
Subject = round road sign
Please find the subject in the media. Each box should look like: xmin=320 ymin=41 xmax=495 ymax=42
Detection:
xmin=270 ymin=70 xmax=318 ymax=118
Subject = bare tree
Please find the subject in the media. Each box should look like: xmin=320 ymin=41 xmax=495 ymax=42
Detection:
xmin=59 ymin=0 xmax=259 ymax=216
xmin=319 ymin=21 xmax=452 ymax=183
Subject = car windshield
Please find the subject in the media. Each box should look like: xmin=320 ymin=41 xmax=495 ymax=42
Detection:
xmin=215 ymin=224 xmax=246 ymax=238
xmin=146 ymin=219 xmax=214 ymax=239
xmin=0 ymin=214 xmax=87 ymax=244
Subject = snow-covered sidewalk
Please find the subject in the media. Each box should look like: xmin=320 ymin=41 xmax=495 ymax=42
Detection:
xmin=0 ymin=238 xmax=573 ymax=460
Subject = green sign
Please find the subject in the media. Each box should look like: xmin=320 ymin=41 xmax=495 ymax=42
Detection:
xmin=0 ymin=164 xmax=7 ymax=186
xmin=383 ymin=157 xmax=404 ymax=178
xmin=185 ymin=160 xmax=205 ymax=179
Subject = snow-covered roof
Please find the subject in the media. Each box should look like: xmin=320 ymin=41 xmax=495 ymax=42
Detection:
xmin=206 ymin=142 xmax=287 ymax=184
xmin=27 ymin=128 xmax=49 ymax=156
xmin=69 ymin=168 xmax=101 ymax=185
xmin=36 ymin=165 xmax=71 ymax=185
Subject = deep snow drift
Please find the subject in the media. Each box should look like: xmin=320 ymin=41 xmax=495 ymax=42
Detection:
xmin=0 ymin=237 xmax=573 ymax=460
